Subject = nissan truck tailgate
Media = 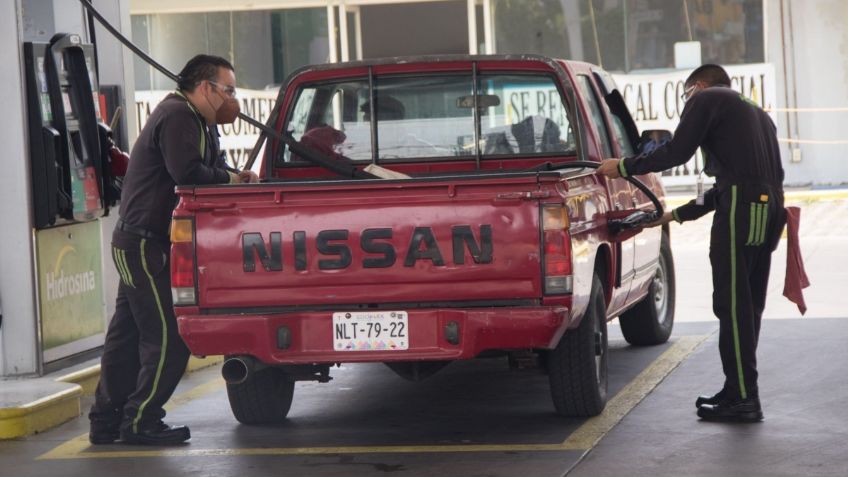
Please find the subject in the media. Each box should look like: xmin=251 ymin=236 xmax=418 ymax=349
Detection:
xmin=185 ymin=174 xmax=554 ymax=311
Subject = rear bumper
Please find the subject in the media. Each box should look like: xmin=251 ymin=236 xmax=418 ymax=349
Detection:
xmin=176 ymin=306 xmax=572 ymax=364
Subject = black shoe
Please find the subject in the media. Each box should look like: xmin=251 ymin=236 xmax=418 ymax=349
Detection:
xmin=695 ymin=389 xmax=727 ymax=408
xmin=697 ymin=397 xmax=763 ymax=423
xmin=89 ymin=426 xmax=120 ymax=445
xmin=120 ymin=422 xmax=191 ymax=446
xmin=88 ymin=414 xmax=121 ymax=445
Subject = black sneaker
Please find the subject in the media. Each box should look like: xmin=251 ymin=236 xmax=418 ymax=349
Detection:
xmin=120 ymin=422 xmax=191 ymax=446
xmin=695 ymin=388 xmax=728 ymax=408
xmin=89 ymin=424 xmax=121 ymax=445
xmin=88 ymin=413 xmax=121 ymax=445
xmin=697 ymin=397 xmax=764 ymax=423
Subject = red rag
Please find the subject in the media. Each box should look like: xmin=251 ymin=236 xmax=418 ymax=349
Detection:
xmin=782 ymin=206 xmax=810 ymax=315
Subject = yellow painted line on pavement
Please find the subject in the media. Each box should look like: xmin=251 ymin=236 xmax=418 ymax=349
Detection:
xmin=39 ymin=336 xmax=705 ymax=460
xmin=560 ymin=334 xmax=707 ymax=450
xmin=43 ymin=443 xmax=571 ymax=460
xmin=37 ymin=378 xmax=226 ymax=461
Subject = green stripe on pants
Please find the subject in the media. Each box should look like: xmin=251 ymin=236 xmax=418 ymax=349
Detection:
xmin=132 ymin=238 xmax=169 ymax=433
xmin=114 ymin=247 xmax=132 ymax=287
xmin=758 ymin=204 xmax=769 ymax=246
xmin=730 ymin=186 xmax=747 ymax=399
xmin=746 ymin=203 xmax=757 ymax=245
xmin=119 ymin=249 xmax=135 ymax=288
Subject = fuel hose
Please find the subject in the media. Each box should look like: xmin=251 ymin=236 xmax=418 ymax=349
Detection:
xmin=76 ymin=0 xmax=377 ymax=179
xmin=531 ymin=160 xmax=665 ymax=230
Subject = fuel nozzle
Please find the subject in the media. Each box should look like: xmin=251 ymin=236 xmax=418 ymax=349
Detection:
xmin=607 ymin=210 xmax=660 ymax=236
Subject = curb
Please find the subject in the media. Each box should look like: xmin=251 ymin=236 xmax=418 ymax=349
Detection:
xmin=55 ymin=365 xmax=101 ymax=396
xmin=0 ymin=355 xmax=223 ymax=440
xmin=0 ymin=385 xmax=82 ymax=439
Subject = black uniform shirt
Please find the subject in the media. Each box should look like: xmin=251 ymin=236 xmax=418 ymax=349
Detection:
xmin=119 ymin=93 xmax=231 ymax=237
xmin=620 ymin=86 xmax=784 ymax=221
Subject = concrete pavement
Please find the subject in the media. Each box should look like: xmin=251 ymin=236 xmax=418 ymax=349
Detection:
xmin=569 ymin=318 xmax=848 ymax=477
xmin=1 ymin=190 xmax=846 ymax=476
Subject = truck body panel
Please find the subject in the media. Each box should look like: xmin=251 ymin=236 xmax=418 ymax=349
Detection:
xmin=172 ymin=55 xmax=669 ymax=379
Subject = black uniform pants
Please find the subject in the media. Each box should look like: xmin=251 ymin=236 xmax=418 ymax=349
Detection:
xmin=90 ymin=229 xmax=190 ymax=434
xmin=709 ymin=184 xmax=784 ymax=400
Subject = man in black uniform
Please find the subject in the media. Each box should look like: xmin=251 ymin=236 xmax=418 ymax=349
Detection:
xmin=89 ymin=54 xmax=258 ymax=445
xmin=597 ymin=64 xmax=785 ymax=422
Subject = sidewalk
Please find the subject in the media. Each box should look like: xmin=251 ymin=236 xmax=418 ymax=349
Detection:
xmin=569 ymin=318 xmax=848 ymax=477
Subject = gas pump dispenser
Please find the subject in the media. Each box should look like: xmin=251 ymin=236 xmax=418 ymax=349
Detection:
xmin=22 ymin=33 xmax=126 ymax=364
xmin=24 ymin=32 xmax=120 ymax=229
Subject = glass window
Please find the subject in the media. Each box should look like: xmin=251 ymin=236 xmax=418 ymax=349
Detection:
xmin=491 ymin=0 xmax=763 ymax=72
xmin=477 ymin=74 xmax=575 ymax=156
xmin=270 ymin=9 xmax=330 ymax=86
xmin=690 ymin=0 xmax=764 ymax=65
xmin=283 ymin=73 xmax=576 ymax=163
xmin=283 ymin=80 xmax=372 ymax=163
xmin=131 ymin=8 xmax=329 ymax=91
xmin=374 ymin=75 xmax=475 ymax=160
xmin=608 ymin=113 xmax=637 ymax=157
xmin=575 ymin=76 xmax=613 ymax=158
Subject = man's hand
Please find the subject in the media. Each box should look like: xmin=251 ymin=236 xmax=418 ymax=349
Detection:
xmin=646 ymin=211 xmax=674 ymax=228
xmin=238 ymin=170 xmax=259 ymax=183
xmin=596 ymin=158 xmax=621 ymax=179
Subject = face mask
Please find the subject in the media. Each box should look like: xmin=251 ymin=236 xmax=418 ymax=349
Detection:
xmin=204 ymin=83 xmax=241 ymax=124
xmin=215 ymin=96 xmax=240 ymax=124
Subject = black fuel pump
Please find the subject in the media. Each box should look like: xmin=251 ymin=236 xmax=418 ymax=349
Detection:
xmin=24 ymin=33 xmax=121 ymax=228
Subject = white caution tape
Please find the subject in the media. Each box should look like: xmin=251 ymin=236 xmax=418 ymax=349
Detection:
xmin=778 ymin=138 xmax=848 ymax=145
xmin=766 ymin=107 xmax=848 ymax=113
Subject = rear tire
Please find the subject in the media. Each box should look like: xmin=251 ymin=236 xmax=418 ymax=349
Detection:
xmin=226 ymin=367 xmax=295 ymax=425
xmin=548 ymin=274 xmax=608 ymax=417
xmin=620 ymin=231 xmax=676 ymax=346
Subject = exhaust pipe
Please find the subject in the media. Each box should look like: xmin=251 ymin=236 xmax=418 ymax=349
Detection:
xmin=222 ymin=356 xmax=255 ymax=385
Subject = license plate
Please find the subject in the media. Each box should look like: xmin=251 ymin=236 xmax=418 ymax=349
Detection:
xmin=332 ymin=311 xmax=409 ymax=351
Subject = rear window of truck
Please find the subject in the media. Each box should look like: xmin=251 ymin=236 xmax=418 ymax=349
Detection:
xmin=280 ymin=73 xmax=576 ymax=164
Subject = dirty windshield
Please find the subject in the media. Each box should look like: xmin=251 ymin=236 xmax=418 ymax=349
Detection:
xmin=282 ymin=72 xmax=575 ymax=163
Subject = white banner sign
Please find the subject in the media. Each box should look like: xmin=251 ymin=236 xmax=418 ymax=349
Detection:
xmin=134 ymin=89 xmax=278 ymax=170
xmin=612 ymin=63 xmax=777 ymax=132
xmin=611 ymin=63 xmax=777 ymax=186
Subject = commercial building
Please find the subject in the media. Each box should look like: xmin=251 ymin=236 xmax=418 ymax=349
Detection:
xmin=1 ymin=0 xmax=846 ymax=377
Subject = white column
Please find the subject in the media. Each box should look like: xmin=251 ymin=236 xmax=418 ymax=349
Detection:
xmin=339 ymin=1 xmax=349 ymax=62
xmin=353 ymin=6 xmax=363 ymax=60
xmin=482 ymin=0 xmax=493 ymax=54
xmin=467 ymin=0 xmax=477 ymax=54
xmin=0 ymin=0 xmax=39 ymax=376
xmin=327 ymin=2 xmax=338 ymax=63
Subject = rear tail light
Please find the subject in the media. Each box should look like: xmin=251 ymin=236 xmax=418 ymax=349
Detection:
xmin=170 ymin=218 xmax=196 ymax=305
xmin=542 ymin=205 xmax=573 ymax=295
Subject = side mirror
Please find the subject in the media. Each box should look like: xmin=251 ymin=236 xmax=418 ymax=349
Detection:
xmin=640 ymin=129 xmax=672 ymax=144
xmin=639 ymin=129 xmax=672 ymax=155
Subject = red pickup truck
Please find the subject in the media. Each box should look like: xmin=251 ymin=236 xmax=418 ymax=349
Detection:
xmin=171 ymin=55 xmax=675 ymax=424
